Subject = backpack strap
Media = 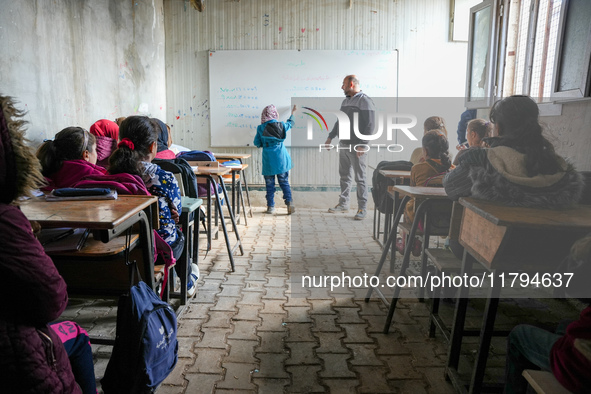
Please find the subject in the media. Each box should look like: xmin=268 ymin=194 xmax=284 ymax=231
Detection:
xmin=423 ymin=171 xmax=448 ymax=187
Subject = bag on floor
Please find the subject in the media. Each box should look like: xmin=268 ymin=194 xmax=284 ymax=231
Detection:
xmin=101 ymin=280 xmax=178 ymax=393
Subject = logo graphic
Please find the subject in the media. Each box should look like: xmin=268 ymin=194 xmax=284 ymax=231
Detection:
xmin=302 ymin=105 xmax=418 ymax=153
xmin=303 ymin=107 xmax=329 ymax=131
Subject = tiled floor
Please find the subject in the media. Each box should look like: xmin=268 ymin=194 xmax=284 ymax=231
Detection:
xmin=64 ymin=207 xmax=583 ymax=393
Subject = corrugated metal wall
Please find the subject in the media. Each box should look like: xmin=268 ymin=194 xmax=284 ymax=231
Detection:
xmin=163 ymin=0 xmax=470 ymax=186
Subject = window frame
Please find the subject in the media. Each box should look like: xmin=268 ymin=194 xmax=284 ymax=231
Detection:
xmin=465 ymin=0 xmax=502 ymax=109
xmin=465 ymin=0 xmax=591 ymax=110
xmin=550 ymin=0 xmax=591 ymax=100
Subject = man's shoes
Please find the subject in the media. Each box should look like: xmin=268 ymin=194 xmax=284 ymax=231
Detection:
xmin=265 ymin=206 xmax=275 ymax=214
xmin=328 ymin=205 xmax=349 ymax=213
xmin=354 ymin=209 xmax=367 ymax=220
xmin=287 ymin=202 xmax=296 ymax=215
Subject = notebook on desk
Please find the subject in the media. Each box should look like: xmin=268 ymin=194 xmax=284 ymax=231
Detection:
xmin=45 ymin=188 xmax=118 ymax=201
xmin=38 ymin=228 xmax=90 ymax=253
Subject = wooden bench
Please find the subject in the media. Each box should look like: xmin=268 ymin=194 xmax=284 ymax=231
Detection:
xmin=522 ymin=370 xmax=572 ymax=394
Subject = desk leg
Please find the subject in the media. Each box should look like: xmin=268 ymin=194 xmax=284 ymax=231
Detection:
xmin=445 ymin=249 xmax=475 ymax=388
xmin=239 ymin=161 xmax=253 ymax=218
xmin=469 ymin=270 xmax=500 ymax=394
xmin=137 ymin=210 xmax=155 ymax=290
xmin=207 ymin=184 xmax=212 ymax=250
xmin=238 ymin=180 xmax=248 ymax=226
xmin=219 ymin=175 xmax=243 ymax=256
xmin=232 ymin=171 xmax=237 ymax=223
xmin=365 ymin=195 xmax=409 ymax=304
xmin=383 ymin=193 xmax=392 ymax=246
xmin=383 ymin=197 xmax=431 ymax=333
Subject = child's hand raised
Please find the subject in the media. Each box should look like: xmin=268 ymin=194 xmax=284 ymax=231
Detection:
xmin=291 ymin=105 xmax=297 ymax=114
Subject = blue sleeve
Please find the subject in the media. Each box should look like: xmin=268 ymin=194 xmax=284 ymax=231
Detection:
xmin=283 ymin=116 xmax=294 ymax=133
xmin=254 ymin=125 xmax=262 ymax=148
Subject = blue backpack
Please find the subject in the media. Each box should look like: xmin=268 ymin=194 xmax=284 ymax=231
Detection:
xmin=177 ymin=149 xmax=216 ymax=162
xmin=101 ymin=280 xmax=178 ymax=393
xmin=177 ymin=150 xmax=224 ymax=199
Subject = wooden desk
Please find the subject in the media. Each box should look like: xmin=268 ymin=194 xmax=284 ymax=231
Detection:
xmin=194 ymin=166 xmax=244 ymax=271
xmin=211 ymin=152 xmax=252 ymax=160
xmin=21 ymin=195 xmax=158 ymax=289
xmin=222 ymin=163 xmax=251 ymax=225
xmin=366 ymin=185 xmax=451 ymax=333
xmin=446 ymin=198 xmax=591 ymax=394
xmin=373 ymin=170 xmax=411 ymax=247
xmin=213 ymin=153 xmax=253 ymax=219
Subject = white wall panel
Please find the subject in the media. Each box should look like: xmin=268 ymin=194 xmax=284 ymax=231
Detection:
xmin=1 ymin=0 xmax=166 ymax=143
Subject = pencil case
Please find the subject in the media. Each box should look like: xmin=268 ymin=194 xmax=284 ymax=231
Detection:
xmin=52 ymin=187 xmax=112 ymax=197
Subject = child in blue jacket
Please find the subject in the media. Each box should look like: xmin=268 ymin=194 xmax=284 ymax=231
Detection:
xmin=254 ymin=104 xmax=296 ymax=214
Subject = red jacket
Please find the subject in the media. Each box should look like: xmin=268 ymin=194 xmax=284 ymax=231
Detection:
xmin=551 ymin=306 xmax=591 ymax=393
xmin=0 ymin=205 xmax=81 ymax=393
xmin=42 ymin=159 xmax=106 ymax=191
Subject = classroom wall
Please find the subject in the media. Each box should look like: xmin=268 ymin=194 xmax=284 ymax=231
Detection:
xmin=0 ymin=0 xmax=166 ymax=144
xmin=541 ymin=100 xmax=591 ymax=172
xmin=163 ymin=0 xmax=471 ymax=186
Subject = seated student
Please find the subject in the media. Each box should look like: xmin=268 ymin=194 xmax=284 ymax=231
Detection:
xmin=153 ymin=118 xmax=176 ymax=160
xmin=36 ymin=126 xmax=106 ymax=191
xmin=0 ymin=95 xmax=96 ymax=393
xmin=397 ymin=130 xmax=454 ymax=256
xmin=453 ymin=118 xmax=493 ymax=165
xmin=410 ymin=116 xmax=449 ymax=164
xmin=109 ymin=116 xmax=197 ymax=296
xmin=455 ymin=108 xmax=477 ymax=149
xmin=443 ymin=95 xmax=582 ymax=207
xmin=504 ymin=233 xmax=591 ymax=394
xmin=89 ymin=119 xmax=119 ymax=168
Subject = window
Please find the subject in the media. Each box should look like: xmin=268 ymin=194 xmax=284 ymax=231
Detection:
xmin=465 ymin=0 xmax=500 ymax=108
xmin=510 ymin=0 xmax=563 ymax=102
xmin=551 ymin=0 xmax=591 ymax=99
xmin=466 ymin=0 xmax=591 ymax=107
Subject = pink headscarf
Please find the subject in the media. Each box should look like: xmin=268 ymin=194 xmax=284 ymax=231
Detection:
xmin=261 ymin=105 xmax=279 ymax=124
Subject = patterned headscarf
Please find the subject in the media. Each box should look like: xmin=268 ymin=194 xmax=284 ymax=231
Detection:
xmin=261 ymin=105 xmax=279 ymax=124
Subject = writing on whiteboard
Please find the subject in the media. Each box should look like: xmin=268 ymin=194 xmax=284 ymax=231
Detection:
xmin=282 ymin=75 xmax=331 ymax=81
xmin=219 ymin=86 xmax=258 ymax=92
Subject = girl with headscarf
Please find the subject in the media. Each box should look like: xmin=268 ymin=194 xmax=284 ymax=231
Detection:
xmin=89 ymin=118 xmax=119 ymax=168
xmin=253 ymin=104 xmax=297 ymax=214
xmin=0 ymin=95 xmax=97 ymax=393
xmin=152 ymin=118 xmax=176 ymax=160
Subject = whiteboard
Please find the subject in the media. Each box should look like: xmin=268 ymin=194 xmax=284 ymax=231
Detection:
xmin=208 ymin=50 xmax=398 ymax=147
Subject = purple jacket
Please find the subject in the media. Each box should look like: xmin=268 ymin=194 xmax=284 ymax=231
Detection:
xmin=0 ymin=205 xmax=81 ymax=393
xmin=74 ymin=172 xmax=150 ymax=195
